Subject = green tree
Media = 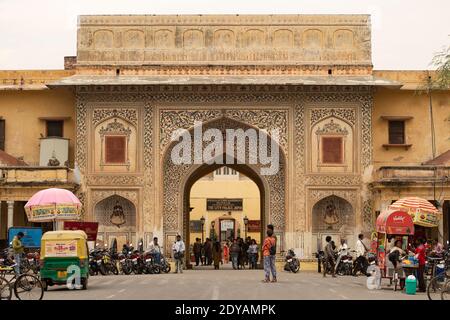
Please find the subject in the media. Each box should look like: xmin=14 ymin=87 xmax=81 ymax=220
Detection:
xmin=430 ymin=45 xmax=450 ymax=89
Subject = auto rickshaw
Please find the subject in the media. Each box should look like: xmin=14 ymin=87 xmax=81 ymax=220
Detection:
xmin=40 ymin=230 xmax=89 ymax=290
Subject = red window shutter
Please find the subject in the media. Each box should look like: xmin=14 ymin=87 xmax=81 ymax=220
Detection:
xmin=322 ymin=137 xmax=343 ymax=164
xmin=105 ymin=136 xmax=126 ymax=163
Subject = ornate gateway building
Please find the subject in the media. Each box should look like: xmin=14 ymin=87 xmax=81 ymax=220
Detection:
xmin=1 ymin=15 xmax=449 ymax=258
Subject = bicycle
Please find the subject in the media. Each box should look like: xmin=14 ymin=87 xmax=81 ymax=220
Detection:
xmin=426 ymin=250 xmax=450 ymax=300
xmin=0 ymin=266 xmax=44 ymax=300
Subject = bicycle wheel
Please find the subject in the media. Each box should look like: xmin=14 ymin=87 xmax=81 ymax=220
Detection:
xmin=441 ymin=280 xmax=450 ymax=300
xmin=427 ymin=275 xmax=447 ymax=300
xmin=13 ymin=274 xmax=44 ymax=300
xmin=0 ymin=277 xmax=12 ymax=300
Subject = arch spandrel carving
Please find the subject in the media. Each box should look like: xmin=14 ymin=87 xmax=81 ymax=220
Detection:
xmin=161 ymin=116 xmax=287 ymax=235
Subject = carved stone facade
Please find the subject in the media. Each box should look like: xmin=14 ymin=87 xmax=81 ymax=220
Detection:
xmin=74 ymin=84 xmax=373 ymax=258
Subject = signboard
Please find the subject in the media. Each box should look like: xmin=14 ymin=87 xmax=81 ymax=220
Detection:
xmin=63 ymin=221 xmax=99 ymax=241
xmin=44 ymin=240 xmax=78 ymax=257
xmin=27 ymin=204 xmax=80 ymax=222
xmin=411 ymin=210 xmax=439 ymax=228
xmin=207 ymin=198 xmax=243 ymax=211
xmin=247 ymin=220 xmax=261 ymax=232
xmin=220 ymin=219 xmax=234 ymax=230
xmin=189 ymin=220 xmax=203 ymax=233
xmin=8 ymin=227 xmax=42 ymax=248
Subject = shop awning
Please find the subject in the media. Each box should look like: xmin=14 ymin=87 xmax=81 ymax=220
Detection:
xmin=389 ymin=197 xmax=439 ymax=228
xmin=376 ymin=209 xmax=415 ymax=235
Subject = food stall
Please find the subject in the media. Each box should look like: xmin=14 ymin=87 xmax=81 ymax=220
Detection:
xmin=375 ymin=208 xmax=415 ymax=290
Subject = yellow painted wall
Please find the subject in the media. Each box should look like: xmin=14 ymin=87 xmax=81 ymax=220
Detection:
xmin=0 ymin=89 xmax=75 ymax=165
xmin=189 ymin=176 xmax=261 ymax=245
xmin=373 ymin=87 xmax=450 ymax=167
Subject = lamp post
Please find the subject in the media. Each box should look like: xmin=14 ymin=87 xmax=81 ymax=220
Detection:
xmin=243 ymin=215 xmax=249 ymax=239
xmin=211 ymin=220 xmax=216 ymax=241
xmin=200 ymin=216 xmax=205 ymax=243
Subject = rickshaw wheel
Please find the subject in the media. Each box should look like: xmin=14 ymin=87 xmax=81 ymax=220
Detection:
xmin=81 ymin=278 xmax=88 ymax=290
xmin=41 ymin=279 xmax=48 ymax=291
xmin=13 ymin=274 xmax=44 ymax=300
xmin=0 ymin=277 xmax=12 ymax=300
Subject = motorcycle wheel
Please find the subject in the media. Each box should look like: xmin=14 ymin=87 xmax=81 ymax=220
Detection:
xmin=122 ymin=263 xmax=132 ymax=275
xmin=111 ymin=264 xmax=119 ymax=275
xmin=89 ymin=267 xmax=96 ymax=276
xmin=290 ymin=261 xmax=300 ymax=273
xmin=152 ymin=265 xmax=161 ymax=274
xmin=163 ymin=264 xmax=171 ymax=273
xmin=99 ymin=264 xmax=107 ymax=276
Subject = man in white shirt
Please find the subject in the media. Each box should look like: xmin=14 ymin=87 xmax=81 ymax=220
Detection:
xmin=172 ymin=235 xmax=186 ymax=273
xmin=335 ymin=239 xmax=348 ymax=272
xmin=148 ymin=237 xmax=162 ymax=264
xmin=354 ymin=233 xmax=369 ymax=276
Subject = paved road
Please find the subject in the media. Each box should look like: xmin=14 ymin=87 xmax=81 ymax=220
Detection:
xmin=42 ymin=268 xmax=428 ymax=300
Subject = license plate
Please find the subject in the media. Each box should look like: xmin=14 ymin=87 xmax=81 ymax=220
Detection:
xmin=287 ymin=259 xmax=292 ymax=262
xmin=145 ymin=259 xmax=151 ymax=263
xmin=57 ymin=271 xmax=67 ymax=278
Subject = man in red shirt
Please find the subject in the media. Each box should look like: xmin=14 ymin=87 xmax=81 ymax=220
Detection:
xmin=415 ymin=238 xmax=427 ymax=292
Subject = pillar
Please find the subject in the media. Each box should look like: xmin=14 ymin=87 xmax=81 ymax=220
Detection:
xmin=7 ymin=200 xmax=14 ymax=230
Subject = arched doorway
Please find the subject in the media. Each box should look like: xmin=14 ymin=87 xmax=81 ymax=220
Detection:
xmin=94 ymin=195 xmax=137 ymax=249
xmin=161 ymin=117 xmax=286 ymax=264
xmin=186 ymin=164 xmax=264 ymax=267
xmin=312 ymin=195 xmax=355 ymax=250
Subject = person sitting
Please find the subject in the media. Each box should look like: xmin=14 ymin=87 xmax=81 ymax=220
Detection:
xmin=388 ymin=240 xmax=405 ymax=269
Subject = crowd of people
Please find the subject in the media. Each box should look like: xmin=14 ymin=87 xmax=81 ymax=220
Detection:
xmin=170 ymin=224 xmax=278 ymax=282
xmin=192 ymin=236 xmax=260 ymax=270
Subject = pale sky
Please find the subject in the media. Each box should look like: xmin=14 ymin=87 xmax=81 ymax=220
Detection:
xmin=0 ymin=0 xmax=449 ymax=70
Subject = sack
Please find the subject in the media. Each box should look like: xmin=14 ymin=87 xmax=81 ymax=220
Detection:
xmin=269 ymin=238 xmax=276 ymax=256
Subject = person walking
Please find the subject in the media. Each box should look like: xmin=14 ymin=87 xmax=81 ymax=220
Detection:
xmin=223 ymin=241 xmax=230 ymax=264
xmin=323 ymin=236 xmax=336 ymax=278
xmin=415 ymin=238 xmax=427 ymax=292
xmin=247 ymin=239 xmax=258 ymax=269
xmin=354 ymin=233 xmax=369 ymax=276
xmin=212 ymin=241 xmax=222 ymax=270
xmin=12 ymin=231 xmax=25 ymax=275
xmin=204 ymin=238 xmax=213 ymax=266
xmin=193 ymin=238 xmax=202 ymax=266
xmin=262 ymin=228 xmax=277 ymax=282
xmin=230 ymin=239 xmax=241 ymax=270
xmin=172 ymin=235 xmax=185 ymax=274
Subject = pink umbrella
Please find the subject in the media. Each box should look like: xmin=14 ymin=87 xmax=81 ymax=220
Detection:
xmin=25 ymin=188 xmax=82 ymax=222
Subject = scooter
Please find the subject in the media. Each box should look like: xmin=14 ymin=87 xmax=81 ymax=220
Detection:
xmin=283 ymin=249 xmax=300 ymax=273
xmin=335 ymin=248 xmax=353 ymax=276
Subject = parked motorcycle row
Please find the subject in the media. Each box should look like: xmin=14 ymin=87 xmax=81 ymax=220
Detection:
xmin=89 ymin=247 xmax=171 ymax=276
xmin=315 ymin=247 xmax=375 ymax=276
xmin=0 ymin=248 xmax=40 ymax=274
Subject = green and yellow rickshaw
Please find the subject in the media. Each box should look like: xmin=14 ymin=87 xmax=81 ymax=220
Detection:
xmin=40 ymin=230 xmax=89 ymax=290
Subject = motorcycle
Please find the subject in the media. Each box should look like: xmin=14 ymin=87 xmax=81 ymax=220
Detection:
xmin=26 ymin=251 xmax=40 ymax=274
xmin=283 ymin=249 xmax=300 ymax=273
xmin=352 ymin=251 xmax=373 ymax=276
xmin=99 ymin=250 xmax=119 ymax=275
xmin=89 ymin=249 xmax=103 ymax=276
xmin=159 ymin=254 xmax=171 ymax=273
xmin=335 ymin=248 xmax=353 ymax=276
xmin=130 ymin=250 xmax=145 ymax=274
xmin=143 ymin=251 xmax=161 ymax=274
xmin=117 ymin=252 xmax=133 ymax=275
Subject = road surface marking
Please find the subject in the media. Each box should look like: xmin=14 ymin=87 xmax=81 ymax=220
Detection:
xmin=211 ymin=286 xmax=219 ymax=300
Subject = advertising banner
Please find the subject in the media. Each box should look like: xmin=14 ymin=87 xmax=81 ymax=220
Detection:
xmin=8 ymin=227 xmax=43 ymax=248
xmin=63 ymin=221 xmax=99 ymax=241
xmin=44 ymin=240 xmax=78 ymax=257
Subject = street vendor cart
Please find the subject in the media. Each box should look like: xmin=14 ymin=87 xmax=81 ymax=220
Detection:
xmin=375 ymin=208 xmax=415 ymax=291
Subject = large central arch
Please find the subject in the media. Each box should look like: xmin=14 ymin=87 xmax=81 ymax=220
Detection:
xmin=161 ymin=116 xmax=286 ymax=258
